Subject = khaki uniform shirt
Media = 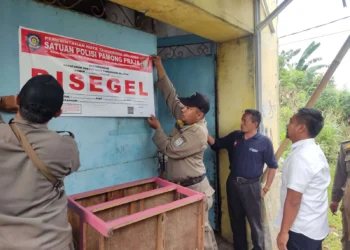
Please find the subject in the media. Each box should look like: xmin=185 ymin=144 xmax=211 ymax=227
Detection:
xmin=0 ymin=115 xmax=80 ymax=250
xmin=153 ymin=76 xmax=214 ymax=197
xmin=332 ymin=140 xmax=350 ymax=203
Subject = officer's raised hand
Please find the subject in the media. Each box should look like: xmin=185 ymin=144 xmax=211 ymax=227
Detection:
xmin=147 ymin=115 xmax=161 ymax=130
xmin=151 ymin=55 xmax=162 ymax=68
xmin=151 ymin=55 xmax=166 ymax=81
xmin=0 ymin=96 xmax=19 ymax=113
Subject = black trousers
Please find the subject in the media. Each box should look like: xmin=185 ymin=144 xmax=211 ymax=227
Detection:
xmin=226 ymin=172 xmax=264 ymax=250
xmin=287 ymin=231 xmax=323 ymax=250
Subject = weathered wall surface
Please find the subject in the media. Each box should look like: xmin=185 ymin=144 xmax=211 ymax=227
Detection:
xmin=0 ymin=0 xmax=158 ymax=195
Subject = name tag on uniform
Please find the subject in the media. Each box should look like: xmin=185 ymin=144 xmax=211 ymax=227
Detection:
xmin=249 ymin=147 xmax=258 ymax=153
xmin=174 ymin=137 xmax=185 ymax=147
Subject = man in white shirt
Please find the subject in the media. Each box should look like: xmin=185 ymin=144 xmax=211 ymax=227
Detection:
xmin=275 ymin=108 xmax=330 ymax=250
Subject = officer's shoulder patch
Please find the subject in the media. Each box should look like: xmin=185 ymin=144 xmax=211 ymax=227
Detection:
xmin=188 ymin=123 xmax=200 ymax=132
xmin=56 ymin=131 xmax=75 ymax=139
xmin=174 ymin=137 xmax=185 ymax=147
xmin=194 ymin=125 xmax=208 ymax=137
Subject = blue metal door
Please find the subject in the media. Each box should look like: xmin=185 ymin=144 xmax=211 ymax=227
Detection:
xmin=157 ymin=38 xmax=217 ymax=230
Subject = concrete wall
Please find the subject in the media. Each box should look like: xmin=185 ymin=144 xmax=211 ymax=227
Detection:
xmin=182 ymin=0 xmax=254 ymax=33
xmin=260 ymin=1 xmax=281 ymax=249
xmin=217 ymin=0 xmax=281 ymax=247
xmin=260 ymin=0 xmax=280 ymax=150
xmin=263 ymin=173 xmax=282 ymax=250
xmin=0 ymin=0 xmax=158 ymax=195
xmin=217 ymin=36 xmax=256 ymax=239
xmin=155 ymin=21 xmax=190 ymax=38
xmin=1 ymin=0 xmax=281 ymax=246
xmin=109 ymin=0 xmax=252 ymax=42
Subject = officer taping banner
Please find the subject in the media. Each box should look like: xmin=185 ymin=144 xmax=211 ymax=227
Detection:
xmin=19 ymin=27 xmax=155 ymax=117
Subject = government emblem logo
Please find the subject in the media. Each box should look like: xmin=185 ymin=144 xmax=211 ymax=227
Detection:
xmin=26 ymin=33 xmax=41 ymax=51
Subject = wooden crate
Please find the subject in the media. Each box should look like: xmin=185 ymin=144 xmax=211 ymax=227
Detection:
xmin=68 ymin=177 xmax=205 ymax=250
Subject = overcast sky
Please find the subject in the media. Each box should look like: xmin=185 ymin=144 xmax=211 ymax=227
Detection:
xmin=277 ymin=0 xmax=350 ymax=89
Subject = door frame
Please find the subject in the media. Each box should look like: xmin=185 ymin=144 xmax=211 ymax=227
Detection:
xmin=157 ymin=34 xmax=221 ymax=232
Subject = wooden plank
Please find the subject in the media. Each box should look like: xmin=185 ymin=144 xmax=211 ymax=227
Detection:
xmin=95 ymin=191 xmax=176 ymax=222
xmin=176 ymin=185 xmax=205 ymax=197
xmin=104 ymin=217 xmax=158 ymax=250
xmin=155 ymin=178 xmax=205 ymax=197
xmin=75 ymin=182 xmax=157 ymax=208
xmin=197 ymin=199 xmax=205 ymax=250
xmin=156 ymin=213 xmax=166 ymax=250
xmin=67 ymin=177 xmax=204 ymax=248
xmin=144 ymin=182 xmax=158 ymax=192
xmin=123 ymin=182 xmax=156 ymax=196
xmin=129 ymin=202 xmax=137 ymax=214
xmin=143 ymin=192 xmax=175 ymax=211
xmin=71 ymin=178 xmax=173 ymax=211
xmin=68 ymin=208 xmax=80 ymax=249
xmin=76 ymin=194 xmax=107 ymax=208
xmin=107 ymin=194 xmax=204 ymax=230
xmin=87 ymin=186 xmax=177 ymax=213
xmin=80 ymin=221 xmax=87 ymax=250
xmin=125 ymin=186 xmax=142 ymax=196
xmin=68 ymin=197 xmax=111 ymax=237
xmin=85 ymin=223 xmax=102 ymax=250
xmin=70 ymin=177 xmax=157 ymax=200
xmin=95 ymin=203 xmax=130 ymax=222
xmin=99 ymin=235 xmax=105 ymax=250
xmin=175 ymin=191 xmax=180 ymax=201
xmin=140 ymin=199 xmax=145 ymax=211
xmin=164 ymin=203 xmax=198 ymax=250
xmin=154 ymin=178 xmax=176 ymax=188
xmin=107 ymin=189 xmax=124 ymax=202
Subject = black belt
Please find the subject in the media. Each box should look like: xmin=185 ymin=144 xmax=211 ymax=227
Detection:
xmin=179 ymin=174 xmax=206 ymax=187
xmin=232 ymin=176 xmax=260 ymax=184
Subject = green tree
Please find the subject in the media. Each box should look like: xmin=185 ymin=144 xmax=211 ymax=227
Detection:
xmin=279 ymin=41 xmax=349 ymax=164
xmin=279 ymin=41 xmax=350 ymax=250
xmin=295 ymin=41 xmax=321 ymax=71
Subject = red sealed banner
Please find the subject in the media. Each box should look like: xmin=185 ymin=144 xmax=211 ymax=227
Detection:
xmin=19 ymin=27 xmax=155 ymax=117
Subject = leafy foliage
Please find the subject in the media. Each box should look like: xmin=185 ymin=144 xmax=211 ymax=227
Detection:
xmin=279 ymin=41 xmax=350 ymax=164
xmin=279 ymin=41 xmax=350 ymax=249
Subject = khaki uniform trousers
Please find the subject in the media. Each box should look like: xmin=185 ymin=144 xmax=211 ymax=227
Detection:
xmin=205 ymin=196 xmax=218 ymax=250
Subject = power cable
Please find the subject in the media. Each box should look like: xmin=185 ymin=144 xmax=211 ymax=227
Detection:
xmin=279 ymin=16 xmax=350 ymax=39
xmin=279 ymin=29 xmax=350 ymax=46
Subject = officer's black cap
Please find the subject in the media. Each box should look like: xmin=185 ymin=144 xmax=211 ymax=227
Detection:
xmin=20 ymin=75 xmax=64 ymax=114
xmin=179 ymin=92 xmax=210 ymax=114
